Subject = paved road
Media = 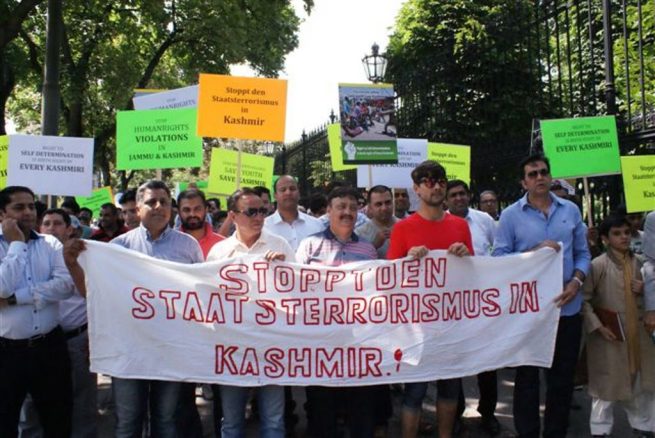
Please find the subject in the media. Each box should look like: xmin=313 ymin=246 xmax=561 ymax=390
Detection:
xmin=96 ymin=369 xmax=632 ymax=437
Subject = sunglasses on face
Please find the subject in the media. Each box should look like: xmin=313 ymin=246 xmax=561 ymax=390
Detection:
xmin=418 ymin=177 xmax=445 ymax=188
xmin=525 ymin=168 xmax=550 ymax=179
xmin=236 ymin=207 xmax=268 ymax=218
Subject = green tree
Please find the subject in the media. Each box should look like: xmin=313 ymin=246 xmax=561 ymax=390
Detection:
xmin=7 ymin=0 xmax=312 ymax=189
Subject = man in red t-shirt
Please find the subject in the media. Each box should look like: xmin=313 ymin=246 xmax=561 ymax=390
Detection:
xmin=387 ymin=160 xmax=473 ymax=438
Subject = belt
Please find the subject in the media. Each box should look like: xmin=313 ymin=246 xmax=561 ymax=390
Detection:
xmin=0 ymin=326 xmax=63 ymax=349
xmin=64 ymin=323 xmax=88 ymax=340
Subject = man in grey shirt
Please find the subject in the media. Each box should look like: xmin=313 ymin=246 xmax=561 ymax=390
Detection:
xmin=65 ymin=180 xmax=203 ymax=438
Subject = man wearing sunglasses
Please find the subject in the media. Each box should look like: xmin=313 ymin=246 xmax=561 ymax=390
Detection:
xmin=206 ymin=187 xmax=295 ymax=438
xmin=387 ymin=160 xmax=473 ymax=438
xmin=493 ymin=154 xmax=590 ymax=438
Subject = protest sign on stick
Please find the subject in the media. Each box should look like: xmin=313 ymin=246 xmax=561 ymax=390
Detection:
xmin=133 ymin=85 xmax=198 ymax=110
xmin=427 ymin=143 xmax=471 ymax=185
xmin=0 ymin=136 xmax=8 ymax=188
xmin=76 ymin=187 xmax=115 ymax=218
xmin=7 ymin=135 xmax=94 ymax=196
xmin=80 ymin=242 xmax=563 ymax=386
xmin=620 ymin=155 xmax=655 ymax=213
xmin=207 ymin=148 xmax=274 ymax=196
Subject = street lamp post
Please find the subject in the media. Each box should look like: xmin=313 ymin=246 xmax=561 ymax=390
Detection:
xmin=362 ymin=43 xmax=388 ymax=83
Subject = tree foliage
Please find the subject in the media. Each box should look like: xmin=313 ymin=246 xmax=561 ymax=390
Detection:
xmin=5 ymin=0 xmax=312 ymax=190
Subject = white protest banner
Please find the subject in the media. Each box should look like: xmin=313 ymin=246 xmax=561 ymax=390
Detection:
xmin=79 ymin=243 xmax=562 ymax=386
xmin=132 ymin=85 xmax=198 ymax=110
xmin=356 ymin=138 xmax=427 ymax=188
xmin=8 ymin=135 xmax=94 ymax=196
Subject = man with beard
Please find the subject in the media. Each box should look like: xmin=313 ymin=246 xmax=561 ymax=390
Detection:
xmin=394 ymin=188 xmax=411 ymax=219
xmin=90 ymin=203 xmax=128 ymax=242
xmin=356 ymin=185 xmax=398 ymax=258
xmin=176 ymin=189 xmax=225 ymax=437
xmin=0 ymin=186 xmax=74 ymax=437
xmin=387 ymin=161 xmax=473 ymax=438
xmin=178 ymin=189 xmax=224 ymax=259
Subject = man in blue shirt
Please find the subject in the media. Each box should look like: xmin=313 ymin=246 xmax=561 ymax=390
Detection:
xmin=65 ymin=180 xmax=203 ymax=438
xmin=493 ymin=154 xmax=590 ymax=438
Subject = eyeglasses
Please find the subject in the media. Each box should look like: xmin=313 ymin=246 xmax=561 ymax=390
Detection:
xmin=417 ymin=177 xmax=446 ymax=188
xmin=235 ymin=207 xmax=268 ymax=218
xmin=525 ymin=168 xmax=550 ymax=179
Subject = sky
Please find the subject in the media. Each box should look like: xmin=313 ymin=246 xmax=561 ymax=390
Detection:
xmin=233 ymin=0 xmax=406 ymax=144
xmin=5 ymin=0 xmax=407 ymax=144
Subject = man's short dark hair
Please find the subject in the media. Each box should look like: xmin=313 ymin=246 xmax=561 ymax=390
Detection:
xmin=60 ymin=198 xmax=81 ymax=215
xmin=309 ymin=193 xmax=327 ymax=213
xmin=411 ymin=160 xmax=447 ymax=185
xmin=177 ymin=189 xmax=206 ymax=206
xmin=136 ymin=180 xmax=171 ymax=204
xmin=119 ymin=189 xmax=136 ymax=206
xmin=599 ymin=214 xmax=631 ymax=238
xmin=100 ymin=203 xmax=119 ymax=215
xmin=227 ymin=188 xmax=258 ymax=212
xmin=79 ymin=207 xmax=93 ymax=217
xmin=35 ymin=200 xmax=47 ymax=221
xmin=480 ymin=190 xmax=497 ymax=199
xmin=327 ymin=186 xmax=360 ymax=205
xmin=367 ymin=185 xmax=391 ymax=203
xmin=519 ymin=154 xmax=550 ymax=179
xmin=206 ymin=197 xmax=221 ymax=209
xmin=253 ymin=186 xmax=271 ymax=199
xmin=446 ymin=179 xmax=469 ymax=194
xmin=43 ymin=208 xmax=71 ymax=226
xmin=0 ymin=186 xmax=35 ymax=211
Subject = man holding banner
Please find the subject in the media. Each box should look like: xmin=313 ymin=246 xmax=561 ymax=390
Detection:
xmin=64 ymin=180 xmax=203 ymax=438
xmin=296 ymin=186 xmax=380 ymax=437
xmin=207 ymin=187 xmax=295 ymax=438
xmin=493 ymin=154 xmax=590 ymax=438
xmin=387 ymin=161 xmax=473 ymax=438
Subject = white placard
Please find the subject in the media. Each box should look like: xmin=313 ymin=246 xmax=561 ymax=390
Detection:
xmin=357 ymin=138 xmax=427 ymax=189
xmin=132 ymin=85 xmax=198 ymax=110
xmin=79 ymin=242 xmax=562 ymax=386
xmin=8 ymin=135 xmax=94 ymax=196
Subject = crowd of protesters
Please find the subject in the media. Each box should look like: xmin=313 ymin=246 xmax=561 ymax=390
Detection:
xmin=0 ymin=154 xmax=654 ymax=438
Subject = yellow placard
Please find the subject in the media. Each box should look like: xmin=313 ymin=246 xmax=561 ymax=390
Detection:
xmin=327 ymin=124 xmax=357 ymax=171
xmin=0 ymin=136 xmax=7 ymax=188
xmin=427 ymin=143 xmax=471 ymax=185
xmin=620 ymin=155 xmax=655 ymax=213
xmin=207 ymin=148 xmax=275 ymax=195
xmin=197 ymin=74 xmax=287 ymax=142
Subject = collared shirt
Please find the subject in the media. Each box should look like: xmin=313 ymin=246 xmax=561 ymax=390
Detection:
xmin=355 ymin=216 xmax=398 ymax=259
xmin=181 ymin=222 xmax=225 ymax=260
xmin=206 ymin=229 xmax=296 ymax=262
xmin=492 ymin=192 xmax=591 ymax=315
xmin=90 ymin=225 xmax=129 ymax=242
xmin=296 ymin=228 xmax=377 ymax=266
xmin=319 ymin=211 xmax=370 ymax=229
xmin=59 ymin=290 xmax=87 ymax=332
xmin=0 ymin=230 xmax=74 ymax=339
xmin=264 ymin=210 xmax=324 ymax=251
xmin=111 ymin=224 xmax=203 ymax=264
xmin=456 ymin=208 xmax=496 ymax=256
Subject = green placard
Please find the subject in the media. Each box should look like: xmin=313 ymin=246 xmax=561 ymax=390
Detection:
xmin=620 ymin=155 xmax=655 ymax=213
xmin=207 ymin=148 xmax=274 ymax=195
xmin=0 ymin=136 xmax=7 ymax=188
xmin=427 ymin=143 xmax=471 ymax=184
xmin=541 ymin=116 xmax=621 ymax=178
xmin=327 ymin=124 xmax=356 ymax=171
xmin=116 ymin=108 xmax=203 ymax=170
xmin=342 ymin=140 xmax=398 ymax=165
xmin=75 ymin=186 xmax=114 ymax=218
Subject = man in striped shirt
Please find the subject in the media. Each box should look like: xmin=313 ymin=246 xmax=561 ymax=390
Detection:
xmin=296 ymin=186 xmax=378 ymax=437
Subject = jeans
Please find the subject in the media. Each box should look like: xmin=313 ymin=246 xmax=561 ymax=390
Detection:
xmin=513 ymin=314 xmax=582 ymax=438
xmin=402 ymin=378 xmax=462 ymax=412
xmin=220 ymin=385 xmax=284 ymax=438
xmin=306 ymin=386 xmax=379 ymax=438
xmin=113 ymin=377 xmax=180 ymax=438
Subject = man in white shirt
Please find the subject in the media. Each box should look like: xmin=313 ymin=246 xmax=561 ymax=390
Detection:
xmin=0 ymin=186 xmax=74 ymax=437
xmin=264 ymin=175 xmax=323 ymax=251
xmin=207 ymin=188 xmax=295 ymax=438
xmin=355 ymin=184 xmax=398 ymax=259
xmin=446 ymin=179 xmax=500 ymax=436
